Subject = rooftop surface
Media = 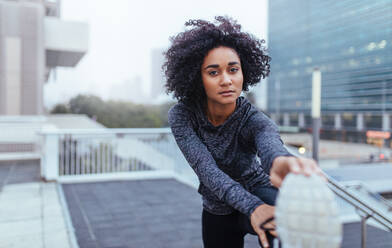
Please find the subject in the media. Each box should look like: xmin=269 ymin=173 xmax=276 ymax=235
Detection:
xmin=1 ymin=160 xmax=392 ymax=248
xmin=0 ymin=160 xmax=72 ymax=248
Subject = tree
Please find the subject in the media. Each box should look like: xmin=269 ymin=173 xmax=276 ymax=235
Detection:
xmin=50 ymin=94 xmax=176 ymax=128
xmin=51 ymin=103 xmax=71 ymax=114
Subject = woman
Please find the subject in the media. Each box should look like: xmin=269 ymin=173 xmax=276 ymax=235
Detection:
xmin=163 ymin=16 xmax=323 ymax=248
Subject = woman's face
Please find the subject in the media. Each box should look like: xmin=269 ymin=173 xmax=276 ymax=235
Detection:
xmin=201 ymin=46 xmax=243 ymax=106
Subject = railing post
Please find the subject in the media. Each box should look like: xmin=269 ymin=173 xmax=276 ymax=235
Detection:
xmin=312 ymin=68 xmax=322 ymax=162
xmin=41 ymin=125 xmax=59 ymax=181
xmin=359 ymin=212 xmax=370 ymax=248
xmin=361 ymin=215 xmax=366 ymax=248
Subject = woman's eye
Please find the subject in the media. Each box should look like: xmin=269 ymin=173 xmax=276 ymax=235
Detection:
xmin=209 ymin=71 xmax=218 ymax=76
xmin=230 ymin=67 xmax=239 ymax=72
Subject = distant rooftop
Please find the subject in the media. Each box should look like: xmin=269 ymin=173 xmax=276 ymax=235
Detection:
xmin=45 ymin=114 xmax=105 ymax=129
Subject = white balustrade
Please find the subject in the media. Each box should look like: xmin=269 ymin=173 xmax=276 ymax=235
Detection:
xmin=39 ymin=128 xmax=197 ymax=185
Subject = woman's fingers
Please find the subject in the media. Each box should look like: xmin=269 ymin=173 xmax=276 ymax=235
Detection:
xmin=257 ymin=230 xmax=270 ymax=248
xmin=296 ymin=157 xmax=314 ymax=176
xmin=297 ymin=158 xmax=327 ymax=181
xmin=269 ymin=229 xmax=278 ymax=237
xmin=270 ymin=156 xmax=327 ymax=187
xmin=262 ymin=220 xmax=277 ymax=237
xmin=286 ymin=156 xmax=302 ymax=174
xmin=250 ymin=204 xmax=275 ymax=247
xmin=270 ymin=156 xmax=299 ymax=187
xmin=270 ymin=173 xmax=282 ymax=188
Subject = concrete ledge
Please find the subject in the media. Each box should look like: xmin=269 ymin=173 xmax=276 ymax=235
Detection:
xmin=0 ymin=152 xmax=41 ymax=161
xmin=58 ymin=170 xmax=176 ymax=184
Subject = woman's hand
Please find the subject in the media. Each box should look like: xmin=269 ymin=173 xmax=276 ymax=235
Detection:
xmin=250 ymin=204 xmax=276 ymax=248
xmin=270 ymin=156 xmax=325 ymax=188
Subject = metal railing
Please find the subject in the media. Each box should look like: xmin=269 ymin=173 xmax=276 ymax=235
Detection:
xmin=343 ymin=181 xmax=392 ymax=212
xmin=326 ymin=174 xmax=392 ymax=248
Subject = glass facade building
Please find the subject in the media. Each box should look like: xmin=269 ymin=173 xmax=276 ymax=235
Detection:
xmin=267 ymin=0 xmax=392 ymax=143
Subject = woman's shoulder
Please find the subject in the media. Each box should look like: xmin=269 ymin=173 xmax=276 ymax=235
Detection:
xmin=239 ymin=100 xmax=278 ymax=139
xmin=168 ymin=101 xmax=198 ymax=126
xmin=239 ymin=98 xmax=274 ymax=127
xmin=168 ymin=101 xmax=193 ymax=117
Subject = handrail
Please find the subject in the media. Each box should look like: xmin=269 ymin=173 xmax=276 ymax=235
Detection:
xmin=343 ymin=180 xmax=392 ymax=212
xmin=325 ymin=173 xmax=392 ymax=231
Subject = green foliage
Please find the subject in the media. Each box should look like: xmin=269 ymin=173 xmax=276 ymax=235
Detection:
xmin=51 ymin=103 xmax=71 ymax=113
xmin=50 ymin=94 xmax=176 ymax=128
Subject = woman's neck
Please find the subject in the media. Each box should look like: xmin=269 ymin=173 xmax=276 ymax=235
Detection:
xmin=205 ymin=100 xmax=236 ymax=126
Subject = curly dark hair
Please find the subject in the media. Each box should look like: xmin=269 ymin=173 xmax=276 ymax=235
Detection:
xmin=163 ymin=16 xmax=271 ymax=105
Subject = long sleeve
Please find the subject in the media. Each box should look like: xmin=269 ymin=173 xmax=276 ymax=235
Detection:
xmin=243 ymin=111 xmax=294 ymax=175
xmin=168 ymin=104 xmax=264 ymax=217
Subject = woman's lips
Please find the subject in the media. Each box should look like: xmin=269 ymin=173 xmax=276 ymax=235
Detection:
xmin=219 ymin=91 xmax=234 ymax=97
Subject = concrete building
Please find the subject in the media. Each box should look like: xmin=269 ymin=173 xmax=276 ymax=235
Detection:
xmin=0 ymin=0 xmax=88 ymax=115
xmin=267 ymin=0 xmax=392 ymax=144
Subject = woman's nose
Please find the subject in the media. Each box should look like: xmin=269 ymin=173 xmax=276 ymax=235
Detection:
xmin=220 ymin=72 xmax=232 ymax=86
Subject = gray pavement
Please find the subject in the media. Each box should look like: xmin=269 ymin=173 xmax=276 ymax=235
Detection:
xmin=0 ymin=159 xmax=41 ymax=189
xmin=0 ymin=160 xmax=72 ymax=248
xmin=342 ymin=222 xmax=392 ymax=248
xmin=61 ymin=179 xmax=261 ymax=248
xmin=61 ymin=178 xmax=392 ymax=248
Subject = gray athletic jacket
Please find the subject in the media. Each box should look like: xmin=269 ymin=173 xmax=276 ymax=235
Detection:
xmin=168 ymin=96 xmax=292 ymax=218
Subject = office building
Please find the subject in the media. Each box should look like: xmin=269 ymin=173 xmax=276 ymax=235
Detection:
xmin=267 ymin=0 xmax=392 ymax=144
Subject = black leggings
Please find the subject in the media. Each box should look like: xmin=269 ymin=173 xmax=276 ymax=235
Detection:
xmin=202 ymin=186 xmax=278 ymax=248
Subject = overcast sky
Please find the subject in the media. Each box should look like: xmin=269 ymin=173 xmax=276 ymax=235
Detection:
xmin=44 ymin=0 xmax=269 ymax=108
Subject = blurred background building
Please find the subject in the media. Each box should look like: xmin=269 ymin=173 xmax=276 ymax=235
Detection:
xmin=0 ymin=0 xmax=88 ymax=115
xmin=267 ymin=0 xmax=392 ymax=145
xmin=150 ymin=47 xmax=174 ymax=104
xmin=150 ymin=48 xmax=166 ymax=98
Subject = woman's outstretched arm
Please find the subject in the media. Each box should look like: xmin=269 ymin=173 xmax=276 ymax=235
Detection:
xmin=244 ymin=111 xmax=325 ymax=184
xmin=242 ymin=111 xmax=293 ymax=175
xmin=244 ymin=111 xmax=325 ymax=246
xmin=168 ymin=103 xmax=264 ymax=218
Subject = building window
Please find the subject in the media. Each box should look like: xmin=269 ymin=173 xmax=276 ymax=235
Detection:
xmin=289 ymin=113 xmax=298 ymax=126
xmin=322 ymin=115 xmax=335 ymax=128
xmin=342 ymin=113 xmax=356 ymax=128
xmin=305 ymin=115 xmax=312 ymax=127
